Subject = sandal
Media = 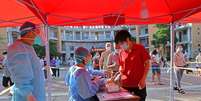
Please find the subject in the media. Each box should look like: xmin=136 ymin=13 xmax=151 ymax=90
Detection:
xmin=173 ymin=87 xmax=179 ymax=90
xmin=178 ymin=89 xmax=186 ymax=94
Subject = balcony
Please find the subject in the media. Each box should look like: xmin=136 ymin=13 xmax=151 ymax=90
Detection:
xmin=175 ymin=23 xmax=192 ymax=31
xmin=49 ymin=32 xmax=58 ymax=40
xmin=61 ymin=31 xmax=113 ymax=42
xmin=7 ymin=27 xmax=19 ymax=32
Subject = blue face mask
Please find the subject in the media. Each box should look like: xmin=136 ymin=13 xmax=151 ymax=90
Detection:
xmin=34 ymin=36 xmax=42 ymax=45
xmin=86 ymin=60 xmax=92 ymax=66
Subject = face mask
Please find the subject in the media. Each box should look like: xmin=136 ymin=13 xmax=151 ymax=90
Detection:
xmin=86 ymin=60 xmax=92 ymax=66
xmin=180 ymin=48 xmax=183 ymax=52
xmin=106 ymin=47 xmax=111 ymax=51
xmin=21 ymin=36 xmax=42 ymax=45
xmin=121 ymin=43 xmax=129 ymax=50
xmin=34 ymin=36 xmax=42 ymax=45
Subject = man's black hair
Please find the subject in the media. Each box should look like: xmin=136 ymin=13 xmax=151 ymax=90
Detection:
xmin=114 ymin=30 xmax=131 ymax=44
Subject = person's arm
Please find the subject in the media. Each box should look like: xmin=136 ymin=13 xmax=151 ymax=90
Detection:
xmin=196 ymin=56 xmax=198 ymax=62
xmin=138 ymin=46 xmax=151 ymax=89
xmin=138 ymin=60 xmax=150 ymax=89
xmin=173 ymin=53 xmax=178 ymax=67
xmin=7 ymin=52 xmax=34 ymax=100
xmin=99 ymin=53 xmax=104 ymax=69
xmin=87 ymin=65 xmax=106 ymax=77
xmin=77 ymin=70 xmax=105 ymax=99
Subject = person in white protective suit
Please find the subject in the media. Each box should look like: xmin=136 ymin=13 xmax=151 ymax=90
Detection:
xmin=7 ymin=22 xmax=46 ymax=101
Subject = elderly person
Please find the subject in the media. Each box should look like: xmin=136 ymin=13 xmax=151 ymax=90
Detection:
xmin=7 ymin=22 xmax=46 ymax=101
xmin=65 ymin=47 xmax=107 ymax=101
xmin=99 ymin=42 xmax=112 ymax=70
xmin=106 ymin=43 xmax=121 ymax=74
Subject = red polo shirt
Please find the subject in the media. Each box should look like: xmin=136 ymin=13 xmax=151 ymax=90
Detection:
xmin=119 ymin=44 xmax=150 ymax=88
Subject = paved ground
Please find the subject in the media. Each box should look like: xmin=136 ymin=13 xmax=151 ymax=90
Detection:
xmin=146 ymin=69 xmax=201 ymax=101
xmin=0 ymin=67 xmax=201 ymax=101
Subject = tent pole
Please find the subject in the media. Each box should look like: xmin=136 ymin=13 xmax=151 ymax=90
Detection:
xmin=44 ymin=25 xmax=52 ymax=101
xmin=170 ymin=23 xmax=175 ymax=101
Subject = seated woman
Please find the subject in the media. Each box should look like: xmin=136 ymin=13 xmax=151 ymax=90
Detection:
xmin=65 ymin=47 xmax=106 ymax=101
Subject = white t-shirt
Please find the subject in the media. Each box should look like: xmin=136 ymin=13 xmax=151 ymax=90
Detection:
xmin=196 ymin=54 xmax=201 ymax=62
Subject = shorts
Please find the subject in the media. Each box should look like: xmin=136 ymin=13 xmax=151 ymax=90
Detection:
xmin=152 ymin=66 xmax=160 ymax=74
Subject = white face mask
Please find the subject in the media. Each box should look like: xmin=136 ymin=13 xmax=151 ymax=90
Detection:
xmin=176 ymin=47 xmax=183 ymax=52
xmin=180 ymin=48 xmax=183 ymax=51
xmin=106 ymin=46 xmax=111 ymax=51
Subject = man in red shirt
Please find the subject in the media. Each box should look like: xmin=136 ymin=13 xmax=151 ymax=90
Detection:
xmin=115 ymin=30 xmax=150 ymax=101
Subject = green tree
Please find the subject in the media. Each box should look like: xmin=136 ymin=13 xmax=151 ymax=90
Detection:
xmin=49 ymin=40 xmax=60 ymax=57
xmin=152 ymin=24 xmax=178 ymax=60
xmin=152 ymin=24 xmax=178 ymax=47
xmin=151 ymin=24 xmax=170 ymax=48
xmin=33 ymin=44 xmax=45 ymax=58
xmin=33 ymin=40 xmax=60 ymax=58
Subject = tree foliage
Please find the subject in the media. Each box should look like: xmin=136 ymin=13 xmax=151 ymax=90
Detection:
xmin=33 ymin=40 xmax=60 ymax=58
xmin=152 ymin=24 xmax=170 ymax=48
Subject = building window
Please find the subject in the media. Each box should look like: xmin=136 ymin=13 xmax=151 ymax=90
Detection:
xmin=140 ymin=37 xmax=149 ymax=47
xmin=75 ymin=32 xmax=81 ymax=40
xmin=198 ymin=32 xmax=200 ymax=35
xmin=50 ymin=29 xmax=57 ymax=38
xmin=12 ymin=32 xmax=18 ymax=42
xmin=65 ymin=31 xmax=73 ymax=40
xmin=82 ymin=32 xmax=89 ymax=40
xmin=145 ymin=28 xmax=148 ymax=34
xmin=105 ymin=31 xmax=111 ymax=39
xmin=62 ymin=42 xmax=66 ymax=51
xmin=198 ymin=44 xmax=201 ymax=47
xmin=95 ymin=32 xmax=99 ymax=40
xmin=90 ymin=32 xmax=96 ymax=40
xmin=69 ymin=46 xmax=74 ymax=51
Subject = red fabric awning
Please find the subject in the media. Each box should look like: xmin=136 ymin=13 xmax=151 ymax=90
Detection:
xmin=1 ymin=0 xmax=201 ymax=27
xmin=179 ymin=11 xmax=201 ymax=23
xmin=0 ymin=0 xmax=42 ymax=27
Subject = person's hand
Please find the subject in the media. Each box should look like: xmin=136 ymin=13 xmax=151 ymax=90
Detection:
xmin=106 ymin=78 xmax=113 ymax=84
xmin=138 ymin=79 xmax=146 ymax=90
xmin=104 ymin=70 xmax=113 ymax=78
xmin=93 ymin=76 xmax=100 ymax=81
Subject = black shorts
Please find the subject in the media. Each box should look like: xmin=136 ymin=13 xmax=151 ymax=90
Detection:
xmin=123 ymin=87 xmax=147 ymax=101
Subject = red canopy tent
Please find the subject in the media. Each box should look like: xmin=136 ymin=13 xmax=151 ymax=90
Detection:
xmin=179 ymin=11 xmax=201 ymax=23
xmin=1 ymin=1 xmax=201 ymax=101
xmin=1 ymin=0 xmax=201 ymax=26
